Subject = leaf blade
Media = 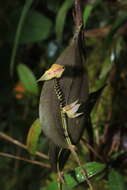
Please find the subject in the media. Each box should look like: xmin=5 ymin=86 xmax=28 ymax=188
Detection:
xmin=10 ymin=0 xmax=34 ymax=75
xmin=108 ymin=169 xmax=125 ymax=190
xmin=17 ymin=63 xmax=39 ymax=95
xmin=8 ymin=9 xmax=52 ymax=44
xmin=83 ymin=0 xmax=102 ymax=25
xmin=26 ymin=119 xmax=41 ymax=155
xmin=55 ymin=0 xmax=74 ymax=42
xmin=41 ymin=162 xmax=106 ymax=190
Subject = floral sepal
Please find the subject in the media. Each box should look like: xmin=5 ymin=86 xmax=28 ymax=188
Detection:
xmin=38 ymin=64 xmax=65 ymax=81
xmin=62 ymin=100 xmax=83 ymax=118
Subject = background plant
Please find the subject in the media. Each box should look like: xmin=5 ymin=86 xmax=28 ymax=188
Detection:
xmin=0 ymin=0 xmax=127 ymax=189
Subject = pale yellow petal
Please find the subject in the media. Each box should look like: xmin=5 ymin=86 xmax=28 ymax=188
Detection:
xmin=67 ymin=112 xmax=83 ymax=118
xmin=63 ymin=100 xmax=78 ymax=112
xmin=62 ymin=99 xmax=83 ymax=118
xmin=38 ymin=64 xmax=65 ymax=81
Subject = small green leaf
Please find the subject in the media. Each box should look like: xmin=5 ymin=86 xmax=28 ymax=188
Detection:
xmin=99 ymin=56 xmax=113 ymax=79
xmin=41 ymin=162 xmax=106 ymax=190
xmin=55 ymin=0 xmax=74 ymax=42
xmin=108 ymin=169 xmax=125 ymax=190
xmin=17 ymin=64 xmax=39 ymax=95
xmin=64 ymin=161 xmax=106 ymax=189
xmin=83 ymin=4 xmax=93 ymax=25
xmin=26 ymin=119 xmax=41 ymax=155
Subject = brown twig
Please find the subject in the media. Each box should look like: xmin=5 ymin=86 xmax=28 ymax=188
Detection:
xmin=85 ymin=26 xmax=111 ymax=38
xmin=81 ymin=138 xmax=104 ymax=162
xmin=0 ymin=152 xmax=50 ymax=168
xmin=84 ymin=22 xmax=127 ymax=38
xmin=0 ymin=132 xmax=49 ymax=160
xmin=74 ymin=0 xmax=83 ymax=27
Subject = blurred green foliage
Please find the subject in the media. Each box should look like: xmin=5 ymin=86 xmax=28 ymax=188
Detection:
xmin=0 ymin=0 xmax=127 ymax=189
xmin=26 ymin=119 xmax=41 ymax=155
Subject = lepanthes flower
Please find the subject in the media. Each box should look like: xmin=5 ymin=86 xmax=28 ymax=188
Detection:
xmin=62 ymin=100 xmax=83 ymax=118
xmin=38 ymin=64 xmax=65 ymax=81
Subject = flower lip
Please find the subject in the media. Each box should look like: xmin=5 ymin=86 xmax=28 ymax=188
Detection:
xmin=62 ymin=99 xmax=83 ymax=118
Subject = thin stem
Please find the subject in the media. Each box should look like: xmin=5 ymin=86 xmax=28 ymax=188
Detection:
xmin=70 ymin=146 xmax=93 ymax=190
xmin=60 ymin=111 xmax=72 ymax=145
xmin=74 ymin=0 xmax=83 ymax=27
xmin=0 ymin=132 xmax=49 ymax=160
xmin=0 ymin=152 xmax=50 ymax=168
xmin=60 ymin=111 xmax=93 ymax=190
xmin=81 ymin=138 xmax=104 ymax=162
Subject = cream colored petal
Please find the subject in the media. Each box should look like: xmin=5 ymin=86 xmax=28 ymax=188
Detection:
xmin=70 ymin=103 xmax=81 ymax=114
xmin=66 ymin=111 xmax=83 ymax=118
xmin=38 ymin=72 xmax=52 ymax=81
xmin=67 ymin=99 xmax=79 ymax=109
xmin=62 ymin=99 xmax=79 ymax=112
xmin=68 ymin=112 xmax=83 ymax=118
xmin=62 ymin=99 xmax=83 ymax=118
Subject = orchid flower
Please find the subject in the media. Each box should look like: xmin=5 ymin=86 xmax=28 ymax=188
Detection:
xmin=38 ymin=64 xmax=65 ymax=81
xmin=62 ymin=100 xmax=83 ymax=118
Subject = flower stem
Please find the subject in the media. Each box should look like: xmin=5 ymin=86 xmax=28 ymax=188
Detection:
xmin=60 ymin=110 xmax=93 ymax=190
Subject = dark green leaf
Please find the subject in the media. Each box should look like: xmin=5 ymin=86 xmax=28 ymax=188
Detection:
xmin=17 ymin=64 xmax=39 ymax=95
xmin=83 ymin=4 xmax=93 ymax=25
xmin=26 ymin=119 xmax=41 ymax=155
xmin=55 ymin=0 xmax=74 ymax=42
xmin=83 ymin=0 xmax=102 ymax=25
xmin=107 ymin=12 xmax=127 ymax=41
xmin=108 ymin=169 xmax=125 ymax=190
xmin=41 ymin=162 xmax=106 ymax=190
xmin=10 ymin=0 xmax=34 ymax=75
xmin=8 ymin=9 xmax=52 ymax=44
